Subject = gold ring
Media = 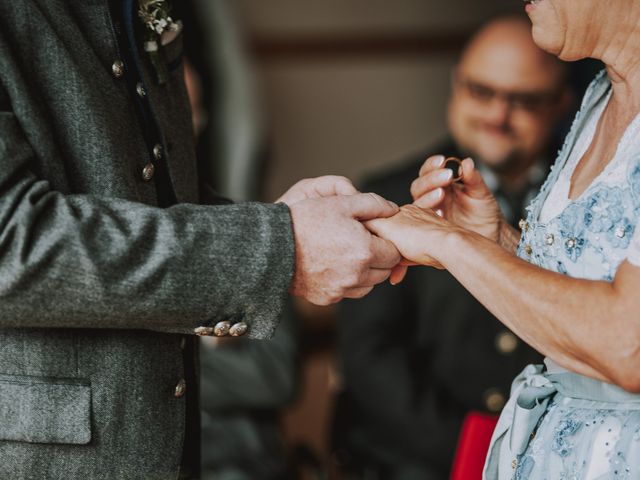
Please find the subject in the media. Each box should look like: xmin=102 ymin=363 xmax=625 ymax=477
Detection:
xmin=444 ymin=157 xmax=463 ymax=182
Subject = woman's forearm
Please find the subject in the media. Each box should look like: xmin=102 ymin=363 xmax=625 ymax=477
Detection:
xmin=439 ymin=229 xmax=640 ymax=390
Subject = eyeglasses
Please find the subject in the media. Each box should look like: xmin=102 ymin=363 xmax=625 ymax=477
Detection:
xmin=455 ymin=75 xmax=562 ymax=113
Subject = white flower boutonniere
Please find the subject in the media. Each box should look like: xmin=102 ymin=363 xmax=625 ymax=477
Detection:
xmin=138 ymin=0 xmax=182 ymax=84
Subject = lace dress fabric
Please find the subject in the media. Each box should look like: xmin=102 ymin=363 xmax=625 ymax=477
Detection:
xmin=484 ymin=71 xmax=640 ymax=480
xmin=537 ymin=85 xmax=640 ymax=270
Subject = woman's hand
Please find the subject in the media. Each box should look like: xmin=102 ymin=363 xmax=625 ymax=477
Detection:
xmin=365 ymin=204 xmax=463 ymax=270
xmin=410 ymin=155 xmax=505 ymax=243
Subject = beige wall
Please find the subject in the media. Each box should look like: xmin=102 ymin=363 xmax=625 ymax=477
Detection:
xmin=259 ymin=57 xmax=455 ymax=198
xmin=233 ymin=0 xmax=518 ymax=200
xmin=236 ymin=0 xmax=517 ymax=35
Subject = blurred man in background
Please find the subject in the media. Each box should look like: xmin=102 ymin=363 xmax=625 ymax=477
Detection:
xmin=332 ymin=15 xmax=577 ymax=479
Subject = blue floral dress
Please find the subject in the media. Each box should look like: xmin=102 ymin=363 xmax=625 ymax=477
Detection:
xmin=483 ymin=71 xmax=640 ymax=480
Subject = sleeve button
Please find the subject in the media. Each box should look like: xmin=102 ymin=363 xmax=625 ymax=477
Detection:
xmin=213 ymin=321 xmax=231 ymax=337
xmin=229 ymin=322 xmax=248 ymax=337
xmin=194 ymin=326 xmax=214 ymax=336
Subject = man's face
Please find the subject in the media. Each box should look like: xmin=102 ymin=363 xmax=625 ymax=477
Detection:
xmin=447 ymin=35 xmax=567 ymax=172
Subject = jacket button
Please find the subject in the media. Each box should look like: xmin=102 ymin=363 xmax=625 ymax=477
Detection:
xmin=141 ymin=162 xmax=155 ymax=182
xmin=153 ymin=144 xmax=163 ymax=160
xmin=174 ymin=379 xmax=186 ymax=398
xmin=194 ymin=326 xmax=214 ymax=336
xmin=229 ymin=322 xmax=248 ymax=337
xmin=495 ymin=330 xmax=518 ymax=355
xmin=136 ymin=82 xmax=146 ymax=98
xmin=483 ymin=388 xmax=506 ymax=413
xmin=112 ymin=60 xmax=124 ymax=78
xmin=213 ymin=321 xmax=231 ymax=337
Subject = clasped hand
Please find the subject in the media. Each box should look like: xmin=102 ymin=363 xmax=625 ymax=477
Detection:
xmin=279 ymin=155 xmax=504 ymax=305
xmin=366 ymin=154 xmax=505 ymax=281
xmin=278 ymin=176 xmax=401 ymax=305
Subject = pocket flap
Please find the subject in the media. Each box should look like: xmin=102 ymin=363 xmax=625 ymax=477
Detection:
xmin=0 ymin=374 xmax=91 ymax=445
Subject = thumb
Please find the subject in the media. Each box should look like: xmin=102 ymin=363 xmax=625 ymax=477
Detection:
xmin=460 ymin=158 xmax=492 ymax=199
xmin=344 ymin=192 xmax=399 ymax=221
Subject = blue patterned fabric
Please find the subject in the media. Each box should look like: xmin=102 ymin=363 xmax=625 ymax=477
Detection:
xmin=519 ymin=70 xmax=640 ymax=281
xmin=484 ymin=71 xmax=640 ymax=479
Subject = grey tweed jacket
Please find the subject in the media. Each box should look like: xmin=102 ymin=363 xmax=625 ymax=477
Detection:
xmin=0 ymin=1 xmax=294 ymax=478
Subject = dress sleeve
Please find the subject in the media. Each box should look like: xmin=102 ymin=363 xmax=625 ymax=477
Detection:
xmin=625 ymin=227 xmax=640 ymax=267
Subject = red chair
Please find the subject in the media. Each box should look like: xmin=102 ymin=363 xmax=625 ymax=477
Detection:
xmin=450 ymin=411 xmax=499 ymax=480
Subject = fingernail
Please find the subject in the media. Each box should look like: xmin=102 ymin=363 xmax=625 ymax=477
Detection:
xmin=427 ymin=188 xmax=444 ymax=201
xmin=437 ymin=169 xmax=453 ymax=182
xmin=432 ymin=155 xmax=445 ymax=167
xmin=417 ymin=188 xmax=442 ymax=206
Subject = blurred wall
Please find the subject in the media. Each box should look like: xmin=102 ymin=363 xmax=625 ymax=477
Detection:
xmin=233 ymin=0 xmax=519 ymax=200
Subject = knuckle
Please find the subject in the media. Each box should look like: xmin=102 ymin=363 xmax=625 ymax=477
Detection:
xmin=365 ymin=191 xmax=383 ymax=205
xmin=354 ymin=287 xmax=373 ymax=299
xmin=365 ymin=247 xmax=376 ymax=264
xmin=352 ymin=244 xmax=374 ymax=266
xmin=320 ymin=286 xmax=341 ymax=305
xmin=347 ymin=272 xmax=362 ymax=288
xmin=314 ymin=295 xmax=332 ymax=306
xmin=334 ymin=175 xmax=350 ymax=184
xmin=341 ymin=267 xmax=363 ymax=289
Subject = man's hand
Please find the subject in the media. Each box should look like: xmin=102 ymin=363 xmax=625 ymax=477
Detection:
xmin=277 ymin=176 xmax=359 ymax=206
xmin=286 ymin=192 xmax=401 ymax=305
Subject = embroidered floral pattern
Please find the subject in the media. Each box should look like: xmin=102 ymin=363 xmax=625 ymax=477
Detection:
xmin=552 ymin=417 xmax=583 ymax=457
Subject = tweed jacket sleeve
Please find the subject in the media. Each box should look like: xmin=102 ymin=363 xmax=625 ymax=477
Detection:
xmin=0 ymin=98 xmax=294 ymax=338
xmin=0 ymin=3 xmax=295 ymax=339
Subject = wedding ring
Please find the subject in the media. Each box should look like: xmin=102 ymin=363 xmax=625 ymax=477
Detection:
xmin=444 ymin=157 xmax=463 ymax=182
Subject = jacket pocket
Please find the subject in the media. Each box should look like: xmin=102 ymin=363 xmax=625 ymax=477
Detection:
xmin=0 ymin=374 xmax=91 ymax=445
